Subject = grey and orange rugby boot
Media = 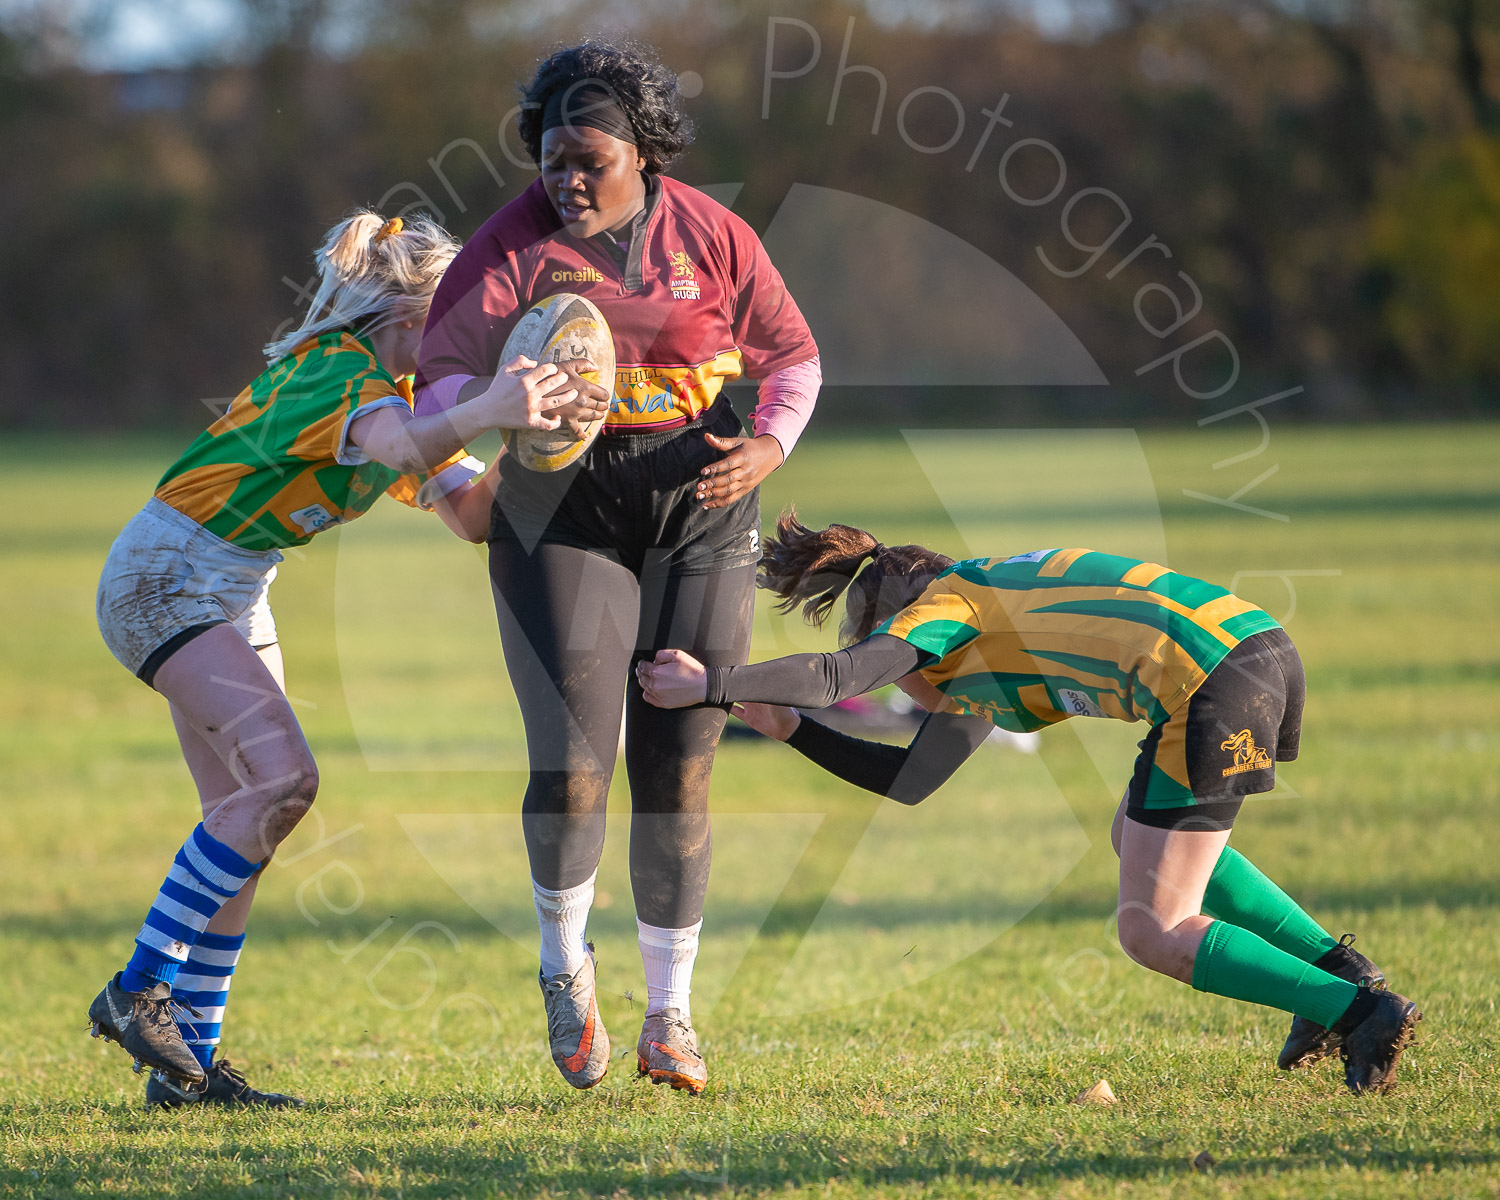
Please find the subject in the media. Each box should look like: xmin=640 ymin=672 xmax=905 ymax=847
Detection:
xmin=636 ymin=1008 xmax=707 ymax=1095
xmin=1278 ymin=934 xmax=1386 ymax=1070
xmin=539 ymin=943 xmax=610 ymax=1089
xmin=87 ymin=973 xmax=205 ymax=1083
xmin=147 ymin=1055 xmax=303 ymax=1109
xmin=1336 ymin=985 xmax=1422 ymax=1095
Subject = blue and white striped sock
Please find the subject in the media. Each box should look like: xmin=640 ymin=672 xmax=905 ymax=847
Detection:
xmin=174 ymin=930 xmax=245 ymax=1072
xmin=119 ymin=824 xmax=258 ymax=994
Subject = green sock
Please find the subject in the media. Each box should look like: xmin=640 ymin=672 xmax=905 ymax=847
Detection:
xmin=1191 ymin=920 xmax=1357 ymax=1027
xmin=1203 ymin=847 xmax=1339 ymax=963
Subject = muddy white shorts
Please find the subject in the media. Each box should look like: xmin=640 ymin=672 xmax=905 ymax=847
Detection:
xmin=97 ymin=498 xmax=283 ymax=687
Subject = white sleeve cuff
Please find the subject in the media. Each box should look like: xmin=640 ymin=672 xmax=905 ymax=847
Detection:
xmin=336 ymin=395 xmax=414 ymax=466
xmin=415 ymin=455 xmax=486 ymax=510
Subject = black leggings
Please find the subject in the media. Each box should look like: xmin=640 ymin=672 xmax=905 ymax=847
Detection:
xmin=489 ymin=540 xmax=755 ymax=927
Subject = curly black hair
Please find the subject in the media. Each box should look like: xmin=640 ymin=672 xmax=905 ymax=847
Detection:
xmin=517 ymin=39 xmax=694 ymax=175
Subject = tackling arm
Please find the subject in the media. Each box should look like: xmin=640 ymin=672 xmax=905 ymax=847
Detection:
xmin=782 ymin=710 xmax=995 ymax=805
xmin=704 ymin=634 xmax=926 ymax=709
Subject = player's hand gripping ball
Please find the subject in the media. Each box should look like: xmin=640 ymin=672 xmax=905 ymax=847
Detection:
xmin=501 ymin=293 xmax=615 ymax=472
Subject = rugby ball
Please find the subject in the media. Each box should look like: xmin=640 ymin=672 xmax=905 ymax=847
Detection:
xmin=500 ymin=293 xmax=614 ymax=472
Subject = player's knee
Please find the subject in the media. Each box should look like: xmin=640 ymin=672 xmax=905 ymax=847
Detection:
xmin=557 ymin=770 xmax=613 ymax=811
xmin=525 ymin=769 xmax=612 ymax=817
xmin=247 ymin=761 xmax=318 ymax=849
xmin=293 ymin=758 xmax=320 ymax=802
xmin=1115 ymin=905 xmax=1168 ymax=969
xmin=277 ymin=760 xmax=320 ymax=818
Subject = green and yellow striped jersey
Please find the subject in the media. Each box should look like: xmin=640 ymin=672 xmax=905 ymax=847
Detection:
xmin=155 ymin=331 xmax=461 ymax=551
xmin=874 ymin=548 xmax=1281 ymax=733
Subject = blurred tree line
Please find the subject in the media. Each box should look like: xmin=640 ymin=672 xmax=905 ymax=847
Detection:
xmin=1 ymin=0 xmax=1497 ymax=429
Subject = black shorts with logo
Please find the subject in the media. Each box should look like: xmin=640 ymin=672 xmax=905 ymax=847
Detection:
xmin=1124 ymin=628 xmax=1306 ymax=832
xmin=489 ymin=398 xmax=760 ymax=576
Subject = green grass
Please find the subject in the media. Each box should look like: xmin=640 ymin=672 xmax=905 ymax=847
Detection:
xmin=1 ymin=425 xmax=1498 ymax=1199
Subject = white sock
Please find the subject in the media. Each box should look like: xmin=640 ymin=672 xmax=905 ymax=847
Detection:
xmin=533 ymin=874 xmax=594 ymax=979
xmin=637 ymin=917 xmax=701 ymax=1019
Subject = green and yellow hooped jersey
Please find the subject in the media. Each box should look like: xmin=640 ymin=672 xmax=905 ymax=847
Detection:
xmin=875 ymin=548 xmax=1281 ymax=733
xmin=155 ymin=331 xmax=454 ymax=551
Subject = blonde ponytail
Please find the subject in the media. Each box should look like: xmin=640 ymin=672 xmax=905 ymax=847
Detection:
xmin=758 ymin=506 xmax=955 ymax=645
xmin=265 ymin=209 xmax=460 ymax=363
xmin=321 ymin=212 xmax=385 ymax=279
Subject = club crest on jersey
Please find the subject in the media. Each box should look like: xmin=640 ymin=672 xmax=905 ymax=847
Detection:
xmin=667 ymin=250 xmax=700 ymax=300
xmin=1220 ymin=729 xmax=1272 ymax=776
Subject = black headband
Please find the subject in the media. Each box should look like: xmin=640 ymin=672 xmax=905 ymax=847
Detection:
xmin=541 ymin=80 xmax=638 ymax=145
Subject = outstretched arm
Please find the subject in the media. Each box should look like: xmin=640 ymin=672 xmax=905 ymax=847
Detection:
xmin=731 ymin=698 xmax=992 ymax=804
xmin=777 ymin=709 xmax=995 ymax=805
xmin=349 ymin=356 xmax=605 ymax=474
xmin=638 ymin=634 xmax=924 ymax=710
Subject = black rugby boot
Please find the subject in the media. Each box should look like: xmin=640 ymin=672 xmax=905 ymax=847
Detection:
xmin=1335 ymin=986 xmax=1422 ymax=1095
xmin=1277 ymin=934 xmax=1386 ymax=1070
xmin=146 ymin=1056 xmax=304 ymax=1109
xmin=87 ymin=974 xmax=205 ymax=1083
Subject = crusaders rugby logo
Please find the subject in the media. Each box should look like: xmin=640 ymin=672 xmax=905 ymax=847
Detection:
xmin=1220 ymin=729 xmax=1272 ymax=777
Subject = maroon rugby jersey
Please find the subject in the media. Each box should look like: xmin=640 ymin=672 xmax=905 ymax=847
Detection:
xmin=416 ymin=176 xmax=817 ymax=433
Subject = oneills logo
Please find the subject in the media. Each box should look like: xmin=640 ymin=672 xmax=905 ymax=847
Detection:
xmin=1220 ymin=729 xmax=1272 ymax=776
xmin=551 ymin=267 xmax=604 ymax=283
xmin=667 ymin=250 xmax=700 ymax=300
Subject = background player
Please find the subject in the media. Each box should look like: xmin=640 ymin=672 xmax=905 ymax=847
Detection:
xmin=639 ymin=510 xmax=1423 ymax=1095
xmin=89 ymin=210 xmax=598 ymax=1107
xmin=415 ymin=40 xmax=821 ymax=1094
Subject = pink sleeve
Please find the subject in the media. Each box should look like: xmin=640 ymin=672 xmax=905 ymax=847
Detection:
xmin=752 ymin=354 xmax=821 ymax=459
xmin=413 ymin=373 xmax=475 ymax=418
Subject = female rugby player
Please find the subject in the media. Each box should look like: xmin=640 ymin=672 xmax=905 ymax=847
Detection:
xmin=415 ymin=41 xmax=821 ymax=1094
xmin=89 ymin=210 xmax=598 ymax=1107
xmin=639 ymin=511 xmax=1422 ymax=1096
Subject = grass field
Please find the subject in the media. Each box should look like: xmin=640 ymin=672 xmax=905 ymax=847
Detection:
xmin=1 ymin=425 xmax=1498 ymax=1199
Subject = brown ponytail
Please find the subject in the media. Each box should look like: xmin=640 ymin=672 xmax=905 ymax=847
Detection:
xmin=758 ymin=507 xmax=955 ymax=645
